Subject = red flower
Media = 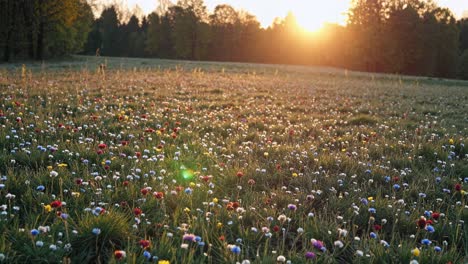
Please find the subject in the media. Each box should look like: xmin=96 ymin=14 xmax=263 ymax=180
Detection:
xmin=432 ymin=212 xmax=440 ymax=220
xmin=50 ymin=200 xmax=62 ymax=208
xmin=417 ymin=218 xmax=426 ymax=229
xmin=98 ymin=143 xmax=107 ymax=149
xmin=200 ymin=175 xmax=212 ymax=182
xmin=135 ymin=152 xmax=141 ymax=158
xmin=153 ymin=192 xmax=164 ymax=199
xmin=139 ymin=239 xmax=150 ymax=248
xmin=123 ymin=181 xmax=129 ymax=187
xmin=373 ymin=224 xmax=382 ymax=231
xmin=236 ymin=171 xmax=244 ymax=178
xmin=75 ymin=178 xmax=83 ymax=185
xmin=273 ymin=225 xmax=280 ymax=232
xmin=114 ymin=250 xmax=126 ymax=260
xmin=141 ymin=188 xmax=149 ymax=195
xmin=134 ymin=208 xmax=142 ymax=216
xmin=455 ymin=184 xmax=462 ymax=192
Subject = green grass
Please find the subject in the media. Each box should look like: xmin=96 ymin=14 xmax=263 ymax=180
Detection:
xmin=0 ymin=56 xmax=466 ymax=263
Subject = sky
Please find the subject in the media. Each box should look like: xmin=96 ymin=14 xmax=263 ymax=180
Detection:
xmin=117 ymin=0 xmax=468 ymax=30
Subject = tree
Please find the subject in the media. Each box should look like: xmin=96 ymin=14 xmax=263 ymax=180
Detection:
xmin=100 ymin=6 xmax=120 ymax=56
xmin=145 ymin=13 xmax=162 ymax=57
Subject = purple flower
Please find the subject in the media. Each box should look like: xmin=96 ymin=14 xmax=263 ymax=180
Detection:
xmin=311 ymin=239 xmax=324 ymax=250
xmin=305 ymin=252 xmax=316 ymax=259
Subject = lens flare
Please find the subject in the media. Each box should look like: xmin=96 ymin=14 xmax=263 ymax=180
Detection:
xmin=181 ymin=169 xmax=194 ymax=180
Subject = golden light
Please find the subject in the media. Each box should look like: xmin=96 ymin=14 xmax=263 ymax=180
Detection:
xmin=291 ymin=1 xmax=349 ymax=32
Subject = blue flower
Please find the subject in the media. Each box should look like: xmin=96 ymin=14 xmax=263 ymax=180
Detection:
xmin=424 ymin=211 xmax=431 ymax=217
xmin=36 ymin=185 xmax=45 ymax=192
xmin=435 ymin=177 xmax=441 ymax=183
xmin=425 ymin=225 xmax=435 ymax=233
xmin=434 ymin=246 xmax=442 ymax=252
xmin=31 ymin=229 xmax=39 ymax=236
xmin=92 ymin=228 xmax=101 ymax=235
xmin=369 ymin=208 xmax=376 ymax=214
xmin=370 ymin=232 xmax=377 ymax=239
xmin=361 ymin=198 xmax=369 ymax=206
xmin=143 ymin=250 xmax=151 ymax=259
xmin=421 ymin=239 xmax=431 ymax=246
xmin=384 ymin=176 xmax=391 ymax=183
xmin=231 ymin=245 xmax=241 ymax=254
xmin=393 ymin=184 xmax=400 ymax=190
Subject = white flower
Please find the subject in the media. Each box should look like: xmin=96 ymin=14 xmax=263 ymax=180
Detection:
xmin=334 ymin=240 xmax=344 ymax=248
xmin=50 ymin=170 xmax=58 ymax=177
xmin=277 ymin=256 xmax=286 ymax=262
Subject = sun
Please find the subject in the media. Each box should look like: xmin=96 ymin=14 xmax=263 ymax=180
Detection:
xmin=291 ymin=1 xmax=349 ymax=32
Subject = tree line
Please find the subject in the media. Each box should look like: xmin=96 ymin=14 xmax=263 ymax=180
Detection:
xmin=1 ymin=0 xmax=468 ymax=79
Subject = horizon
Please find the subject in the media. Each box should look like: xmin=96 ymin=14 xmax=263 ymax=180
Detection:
xmin=99 ymin=0 xmax=468 ymax=30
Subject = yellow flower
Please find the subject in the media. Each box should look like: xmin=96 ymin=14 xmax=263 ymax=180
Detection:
xmin=44 ymin=205 xmax=52 ymax=213
xmin=71 ymin=192 xmax=80 ymax=197
xmin=368 ymin=197 xmax=374 ymax=201
xmin=58 ymin=163 xmax=67 ymax=167
xmin=292 ymin=173 xmax=298 ymax=178
xmin=412 ymin=247 xmax=420 ymax=257
xmin=449 ymin=138 xmax=454 ymax=144
xmin=183 ymin=207 xmax=191 ymax=213
xmin=47 ymin=166 xmax=53 ymax=170
xmin=264 ymin=152 xmax=269 ymax=157
xmin=217 ymin=222 xmax=223 ymax=228
xmin=158 ymin=260 xmax=170 ymax=264
xmin=212 ymin=198 xmax=218 ymax=203
xmin=189 ymin=182 xmax=196 ymax=188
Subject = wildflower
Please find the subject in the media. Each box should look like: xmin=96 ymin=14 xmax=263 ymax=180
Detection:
xmin=36 ymin=185 xmax=45 ymax=192
xmin=50 ymin=170 xmax=58 ymax=177
xmin=36 ymin=241 xmax=44 ymax=247
xmin=114 ymin=250 xmax=126 ymax=260
xmin=278 ymin=214 xmax=287 ymax=222
xmin=277 ymin=255 xmax=286 ymax=262
xmin=455 ymin=184 xmax=462 ymax=192
xmin=143 ymin=250 xmax=151 ymax=259
xmin=425 ymin=225 xmax=435 ymax=233
xmin=368 ymin=208 xmax=376 ymax=214
xmin=421 ymin=239 xmax=431 ymax=246
xmin=231 ymin=245 xmax=241 ymax=254
xmin=134 ymin=208 xmax=142 ymax=216
xmin=50 ymin=200 xmax=62 ymax=208
xmin=158 ymin=261 xmax=170 ymax=264
xmin=370 ymin=232 xmax=377 ymax=239
xmin=311 ymin=239 xmax=324 ymax=250
xmin=31 ymin=229 xmax=39 ymax=236
xmin=305 ymin=252 xmax=316 ymax=259
xmin=334 ymin=240 xmax=344 ymax=248
xmin=44 ymin=205 xmax=52 ymax=213
xmin=287 ymin=204 xmax=297 ymax=210
xmin=236 ymin=171 xmax=244 ymax=178
xmin=92 ymin=228 xmax=101 ymax=235
xmin=356 ymin=250 xmax=364 ymax=257
xmin=139 ymin=239 xmax=150 ymax=248
xmin=412 ymin=248 xmax=420 ymax=257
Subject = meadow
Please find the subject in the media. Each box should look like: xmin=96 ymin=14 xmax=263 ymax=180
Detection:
xmin=0 ymin=56 xmax=467 ymax=263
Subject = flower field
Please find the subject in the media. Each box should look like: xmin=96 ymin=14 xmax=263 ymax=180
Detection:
xmin=0 ymin=58 xmax=467 ymax=263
